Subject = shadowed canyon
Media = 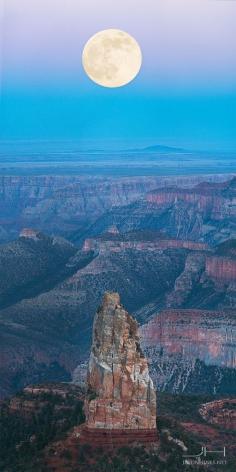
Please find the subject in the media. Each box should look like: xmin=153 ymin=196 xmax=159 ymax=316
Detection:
xmin=0 ymin=175 xmax=235 ymax=399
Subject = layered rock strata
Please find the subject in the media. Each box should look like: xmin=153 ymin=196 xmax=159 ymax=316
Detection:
xmin=141 ymin=309 xmax=236 ymax=394
xmin=146 ymin=181 xmax=235 ymax=220
xmin=206 ymin=256 xmax=236 ymax=282
xmin=84 ymin=292 xmax=157 ymax=438
xmin=83 ymin=235 xmax=209 ymax=254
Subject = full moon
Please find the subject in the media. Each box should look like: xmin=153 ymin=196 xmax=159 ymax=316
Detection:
xmin=82 ymin=29 xmax=142 ymax=88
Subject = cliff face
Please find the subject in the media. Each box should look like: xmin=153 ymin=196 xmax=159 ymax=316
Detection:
xmin=166 ymin=252 xmax=207 ymax=308
xmin=146 ymin=188 xmax=226 ymax=219
xmin=0 ymin=175 xmax=232 ymax=244
xmin=146 ymin=179 xmax=236 ymax=218
xmin=0 ymin=233 xmax=187 ymax=399
xmin=140 ymin=309 xmax=236 ymax=394
xmin=83 ymin=235 xmax=209 ymax=254
xmin=206 ymin=256 xmax=236 ymax=282
xmin=0 ymin=175 xmax=186 ymax=243
xmin=85 ymin=178 xmax=236 ymax=246
xmin=85 ymin=292 xmax=157 ymax=430
xmin=2 ymin=228 xmax=236 ymax=399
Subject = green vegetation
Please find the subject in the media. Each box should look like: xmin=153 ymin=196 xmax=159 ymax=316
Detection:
xmin=87 ymin=387 xmax=98 ymax=401
xmin=157 ymin=392 xmax=213 ymax=422
xmin=0 ymin=387 xmax=235 ymax=472
xmin=0 ymin=387 xmax=84 ymax=472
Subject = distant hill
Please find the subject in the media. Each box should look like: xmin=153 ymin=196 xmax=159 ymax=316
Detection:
xmin=141 ymin=144 xmax=185 ymax=153
xmin=119 ymin=144 xmax=186 ymax=153
xmin=84 ymin=144 xmax=186 ymax=154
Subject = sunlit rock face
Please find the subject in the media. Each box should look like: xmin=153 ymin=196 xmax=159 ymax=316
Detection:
xmin=84 ymin=292 xmax=157 ymax=430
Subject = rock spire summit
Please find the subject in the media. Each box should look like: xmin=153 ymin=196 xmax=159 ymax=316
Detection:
xmin=84 ymin=292 xmax=157 ymax=432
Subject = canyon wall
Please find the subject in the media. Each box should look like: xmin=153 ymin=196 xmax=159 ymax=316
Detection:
xmin=206 ymin=256 xmax=236 ymax=282
xmin=0 ymin=176 xmax=162 ymax=242
xmin=83 ymin=177 xmax=236 ymax=246
xmin=0 ymin=175 xmax=233 ymax=243
xmin=140 ymin=309 xmax=236 ymax=394
xmin=146 ymin=186 xmax=235 ymax=221
xmin=83 ymin=237 xmax=209 ymax=254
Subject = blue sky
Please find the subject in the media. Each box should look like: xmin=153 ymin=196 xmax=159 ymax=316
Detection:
xmin=0 ymin=0 xmax=236 ymax=150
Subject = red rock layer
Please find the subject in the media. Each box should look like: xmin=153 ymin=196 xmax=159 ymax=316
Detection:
xmin=73 ymin=425 xmax=158 ymax=447
xmin=83 ymin=238 xmax=208 ymax=253
xmin=146 ymin=187 xmax=234 ymax=220
xmin=140 ymin=309 xmax=236 ymax=369
xmin=206 ymin=256 xmax=236 ymax=281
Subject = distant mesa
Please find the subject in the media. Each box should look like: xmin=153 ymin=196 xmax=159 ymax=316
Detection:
xmin=123 ymin=144 xmax=186 ymax=154
xmin=76 ymin=144 xmax=186 ymax=154
xmin=142 ymin=145 xmax=185 ymax=153
xmin=75 ymin=292 xmax=158 ymax=446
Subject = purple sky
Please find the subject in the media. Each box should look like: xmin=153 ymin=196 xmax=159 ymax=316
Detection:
xmin=0 ymin=0 xmax=236 ymax=149
xmin=2 ymin=0 xmax=236 ymax=91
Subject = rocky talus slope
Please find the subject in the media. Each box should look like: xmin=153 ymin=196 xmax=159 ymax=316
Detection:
xmin=0 ymin=229 xmax=78 ymax=308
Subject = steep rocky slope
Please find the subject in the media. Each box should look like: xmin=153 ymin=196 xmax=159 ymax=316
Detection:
xmin=82 ymin=232 xmax=236 ymax=312
xmin=0 ymin=229 xmax=95 ymax=309
xmin=0 ymin=230 xmax=73 ymax=300
xmin=0 ymin=175 xmax=162 ymax=243
xmin=0 ymin=174 xmax=231 ymax=243
xmin=141 ymin=309 xmax=236 ymax=395
xmin=165 ymin=239 xmax=236 ymax=311
xmin=82 ymin=177 xmax=236 ymax=246
xmin=0 ymin=234 xmax=189 ymax=398
xmin=1 ymin=227 xmax=236 ymax=398
xmin=206 ymin=239 xmax=236 ymax=282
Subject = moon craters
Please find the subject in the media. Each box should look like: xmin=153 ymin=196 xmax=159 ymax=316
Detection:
xmin=82 ymin=29 xmax=142 ymax=88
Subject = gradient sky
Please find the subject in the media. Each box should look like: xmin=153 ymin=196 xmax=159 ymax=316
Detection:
xmin=0 ymin=0 xmax=236 ymax=150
